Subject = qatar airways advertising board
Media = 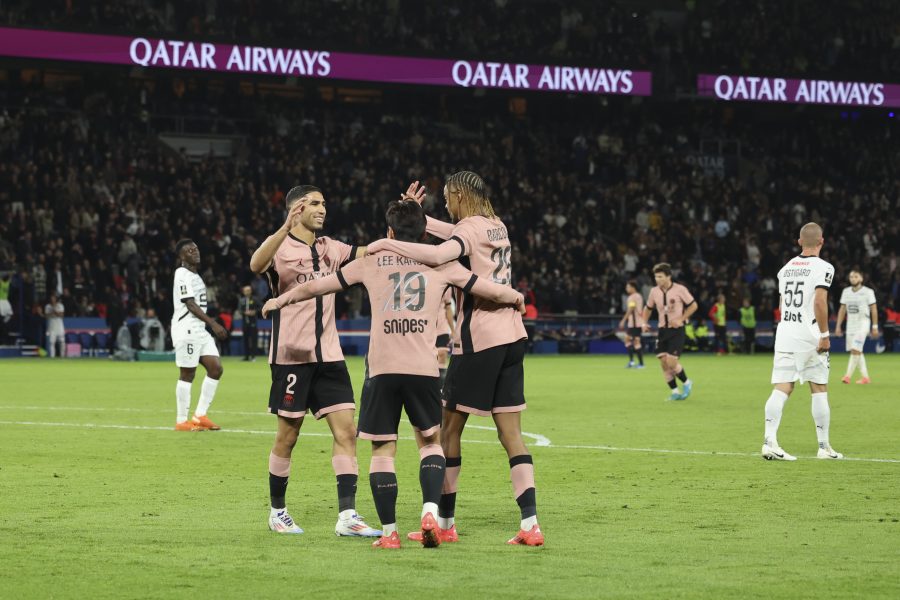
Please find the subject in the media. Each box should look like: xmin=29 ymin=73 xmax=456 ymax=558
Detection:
xmin=0 ymin=27 xmax=651 ymax=97
xmin=698 ymin=73 xmax=900 ymax=108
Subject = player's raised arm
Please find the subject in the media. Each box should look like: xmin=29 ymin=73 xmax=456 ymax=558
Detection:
xmin=262 ymin=274 xmax=343 ymax=317
xmin=399 ymin=180 xmax=455 ymax=239
xmin=366 ymin=237 xmax=465 ymax=266
xmin=424 ymin=216 xmax=456 ymax=240
xmin=262 ymin=260 xmax=364 ymax=317
xmin=250 ymin=202 xmax=304 ymax=274
xmin=442 ymin=263 xmax=525 ymax=313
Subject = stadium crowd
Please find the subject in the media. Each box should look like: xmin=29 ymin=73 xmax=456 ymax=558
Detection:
xmin=1 ymin=71 xmax=898 ymax=351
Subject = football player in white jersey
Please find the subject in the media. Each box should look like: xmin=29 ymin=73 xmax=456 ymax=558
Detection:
xmin=834 ymin=270 xmax=878 ymax=384
xmin=171 ymin=239 xmax=228 ymax=431
xmin=762 ymin=223 xmax=843 ymax=461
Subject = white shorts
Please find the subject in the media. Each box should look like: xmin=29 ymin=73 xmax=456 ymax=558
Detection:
xmin=846 ymin=332 xmax=867 ymax=353
xmin=174 ymin=332 xmax=219 ymax=368
xmin=771 ymin=350 xmax=829 ymax=385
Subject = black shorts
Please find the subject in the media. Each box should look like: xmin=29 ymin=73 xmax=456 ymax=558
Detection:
xmin=268 ymin=361 xmax=355 ymax=420
xmin=357 ymin=374 xmax=441 ymax=441
xmin=443 ymin=339 xmax=527 ymax=416
xmin=436 ymin=334 xmax=451 ymax=349
xmin=656 ymin=327 xmax=686 ymax=357
xmin=626 ymin=327 xmax=642 ymax=338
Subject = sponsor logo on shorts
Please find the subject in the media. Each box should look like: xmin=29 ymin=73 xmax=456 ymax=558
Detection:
xmin=284 ymin=393 xmax=294 ymax=406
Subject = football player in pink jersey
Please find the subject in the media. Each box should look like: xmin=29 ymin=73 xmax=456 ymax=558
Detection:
xmin=642 ymin=263 xmax=698 ymax=400
xmin=618 ymin=280 xmax=645 ymax=369
xmin=366 ymin=174 xmax=543 ymax=547
xmin=250 ymin=185 xmax=379 ymax=538
xmin=262 ymin=200 xmax=525 ymax=549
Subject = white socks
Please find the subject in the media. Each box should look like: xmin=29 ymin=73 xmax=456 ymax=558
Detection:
xmin=521 ymin=515 xmax=538 ymax=530
xmin=858 ymin=355 xmax=869 ymax=379
xmin=764 ymin=389 xmax=789 ymax=447
xmin=382 ymin=523 xmax=397 ymax=535
xmin=438 ymin=516 xmax=455 ymax=529
xmin=811 ymin=392 xmax=830 ymax=448
xmin=845 ymin=354 xmax=860 ymax=378
xmin=195 ymin=376 xmax=219 ymax=417
xmin=176 ymin=380 xmax=192 ymax=423
xmin=422 ymin=502 xmax=438 ymax=519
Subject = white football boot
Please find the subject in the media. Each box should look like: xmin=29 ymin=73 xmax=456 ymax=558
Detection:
xmin=761 ymin=444 xmax=797 ymax=461
xmin=269 ymin=509 xmax=304 ymax=534
xmin=817 ymin=446 xmax=844 ymax=459
xmin=335 ymin=513 xmax=382 ymax=537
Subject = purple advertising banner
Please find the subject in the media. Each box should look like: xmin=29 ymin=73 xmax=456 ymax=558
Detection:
xmin=0 ymin=27 xmax=652 ymax=96
xmin=698 ymin=73 xmax=900 ymax=108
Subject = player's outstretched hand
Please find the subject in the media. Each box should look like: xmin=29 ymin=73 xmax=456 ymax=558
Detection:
xmin=642 ymin=323 xmax=650 ymax=334
xmin=834 ymin=327 xmax=843 ymax=337
xmin=817 ymin=336 xmax=830 ymax=354
xmin=400 ymin=181 xmax=427 ymax=205
xmin=261 ymin=299 xmax=280 ymax=319
xmin=282 ymin=201 xmax=304 ymax=232
xmin=211 ymin=322 xmax=228 ymax=341
xmin=366 ymin=239 xmax=387 ymax=255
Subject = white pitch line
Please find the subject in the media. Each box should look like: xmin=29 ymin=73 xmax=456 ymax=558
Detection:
xmin=0 ymin=405 xmax=270 ymax=417
xmin=1 ymin=419 xmax=897 ymax=463
xmin=0 ymin=420 xmax=531 ymax=447
xmin=467 ymin=424 xmax=552 ymax=447
xmin=0 ymin=406 xmax=553 ymax=447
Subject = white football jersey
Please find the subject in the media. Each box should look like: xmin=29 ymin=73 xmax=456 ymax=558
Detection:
xmin=839 ymin=285 xmax=876 ymax=334
xmin=775 ymin=255 xmax=834 ymax=353
xmin=171 ymin=267 xmax=209 ymax=341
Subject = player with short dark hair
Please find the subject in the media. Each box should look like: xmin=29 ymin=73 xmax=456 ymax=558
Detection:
xmin=262 ymin=199 xmax=525 ymax=549
xmin=619 ymin=280 xmax=645 ymax=368
xmin=366 ymin=176 xmax=543 ymax=547
xmin=835 ymin=270 xmax=878 ymax=384
xmin=642 ymin=263 xmax=697 ymax=400
xmin=171 ymin=239 xmax=228 ymax=431
xmin=250 ymin=185 xmax=379 ymax=537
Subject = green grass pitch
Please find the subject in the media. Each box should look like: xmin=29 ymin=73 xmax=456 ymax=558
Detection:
xmin=1 ymin=354 xmax=898 ymax=599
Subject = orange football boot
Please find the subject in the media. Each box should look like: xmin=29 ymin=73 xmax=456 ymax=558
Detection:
xmin=192 ymin=415 xmax=220 ymax=430
xmin=372 ymin=531 xmax=401 ymax=549
xmin=507 ymin=525 xmax=544 ymax=546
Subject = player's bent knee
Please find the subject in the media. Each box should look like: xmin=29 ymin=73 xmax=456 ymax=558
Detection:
xmin=420 ymin=431 xmax=441 ymax=447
